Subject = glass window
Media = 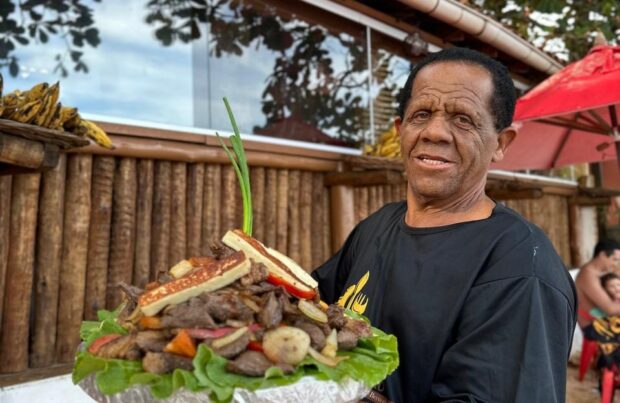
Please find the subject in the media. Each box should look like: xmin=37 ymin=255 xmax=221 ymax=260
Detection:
xmin=1 ymin=1 xmax=194 ymax=127
xmin=199 ymin=0 xmax=370 ymax=147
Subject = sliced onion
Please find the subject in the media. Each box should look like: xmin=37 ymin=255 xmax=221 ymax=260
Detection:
xmin=185 ymin=327 xmax=235 ymax=339
xmin=308 ymin=346 xmax=349 ymax=367
xmin=321 ymin=329 xmax=338 ymax=358
xmin=298 ymin=299 xmax=328 ymax=323
xmin=241 ymin=296 xmax=261 ymax=313
xmin=212 ymin=326 xmax=248 ymax=349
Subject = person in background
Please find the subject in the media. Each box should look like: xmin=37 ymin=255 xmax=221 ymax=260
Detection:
xmin=575 ymin=240 xmax=620 ymax=332
xmin=313 ymin=47 xmax=576 ymax=403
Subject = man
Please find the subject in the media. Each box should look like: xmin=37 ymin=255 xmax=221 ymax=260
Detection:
xmin=313 ymin=47 xmax=576 ymax=402
xmin=575 ymin=239 xmax=620 ymax=332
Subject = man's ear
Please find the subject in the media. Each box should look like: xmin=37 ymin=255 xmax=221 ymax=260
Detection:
xmin=394 ymin=116 xmax=402 ymax=138
xmin=492 ymin=126 xmax=517 ymax=162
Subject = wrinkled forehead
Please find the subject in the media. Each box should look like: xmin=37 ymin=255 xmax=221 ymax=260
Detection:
xmin=410 ymin=61 xmax=494 ymax=109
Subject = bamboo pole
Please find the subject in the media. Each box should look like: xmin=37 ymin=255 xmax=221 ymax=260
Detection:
xmin=201 ymin=164 xmax=221 ymax=251
xmin=288 ymin=170 xmax=301 ymax=262
xmin=264 ymin=169 xmax=277 ymax=248
xmin=276 ymin=169 xmax=289 ymax=253
xmin=250 ymin=167 xmax=265 ymax=242
xmin=311 ymin=173 xmax=324 ymax=269
xmin=299 ymin=171 xmax=312 ymax=271
xmin=358 ymin=187 xmax=369 ymax=223
xmin=391 ymin=183 xmax=401 ymax=202
xmin=56 ymin=154 xmax=92 ymax=364
xmin=353 ymin=188 xmax=362 ymax=224
xmin=186 ymin=163 xmax=205 ymax=258
xmin=322 ymin=185 xmax=331 ymax=260
xmin=383 ymin=185 xmax=392 ymax=204
xmin=107 ymin=158 xmax=137 ymax=309
xmin=330 ymin=185 xmax=355 ymax=254
xmin=369 ymin=186 xmax=378 ymax=215
xmin=0 ymin=173 xmax=40 ymax=372
xmin=0 ymin=176 xmax=11 ymax=343
xmin=376 ymin=186 xmax=384 ymax=211
xmin=169 ymin=162 xmax=187 ymax=265
xmin=221 ymin=165 xmax=237 ymax=232
xmin=133 ymin=159 xmax=154 ymax=288
xmin=151 ymin=161 xmax=171 ymax=280
xmin=83 ymin=156 xmax=114 ymax=321
xmin=30 ymin=155 xmax=67 ymax=368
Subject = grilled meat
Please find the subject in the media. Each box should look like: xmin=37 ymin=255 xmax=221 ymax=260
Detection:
xmin=258 ymin=292 xmax=282 ymax=329
xmin=240 ymin=262 xmax=269 ymax=286
xmin=227 ymin=351 xmax=273 ymax=377
xmin=135 ymin=331 xmax=168 ymax=352
xmin=337 ymin=328 xmax=359 ymax=350
xmin=294 ymin=320 xmax=326 ymax=351
xmin=327 ymin=304 xmax=347 ymax=330
xmin=210 ymin=331 xmax=250 ymax=359
xmin=210 ymin=239 xmax=236 ymax=259
xmin=142 ymin=352 xmax=193 ymax=374
xmin=161 ymin=297 xmax=217 ymax=328
xmin=96 ymin=334 xmax=140 ymax=360
xmin=201 ymin=290 xmax=254 ymax=322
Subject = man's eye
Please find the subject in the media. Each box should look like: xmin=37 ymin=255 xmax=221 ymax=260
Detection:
xmin=455 ymin=115 xmax=474 ymax=128
xmin=412 ymin=111 xmax=430 ymax=122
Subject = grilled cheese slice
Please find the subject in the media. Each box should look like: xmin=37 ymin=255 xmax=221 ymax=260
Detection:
xmin=222 ymin=229 xmax=318 ymax=292
xmin=139 ymin=251 xmax=250 ymax=316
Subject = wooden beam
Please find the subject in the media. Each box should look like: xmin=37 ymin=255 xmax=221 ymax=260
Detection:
xmin=0 ymin=364 xmax=72 ymax=388
xmin=570 ymin=196 xmax=611 ymax=206
xmin=0 ymin=133 xmax=59 ymax=172
xmin=487 ymin=187 xmax=544 ymax=200
xmin=324 ymin=170 xmax=405 ymax=187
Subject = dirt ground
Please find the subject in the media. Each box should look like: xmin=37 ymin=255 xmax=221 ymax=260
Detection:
xmin=567 ymin=363 xmax=618 ymax=403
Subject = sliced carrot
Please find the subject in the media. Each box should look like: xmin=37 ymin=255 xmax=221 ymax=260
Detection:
xmin=139 ymin=316 xmax=163 ymax=330
xmin=164 ymin=329 xmax=197 ymax=358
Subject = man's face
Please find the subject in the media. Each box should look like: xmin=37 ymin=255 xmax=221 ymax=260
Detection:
xmin=604 ymin=250 xmax=620 ymax=270
xmin=395 ymin=62 xmax=514 ymax=202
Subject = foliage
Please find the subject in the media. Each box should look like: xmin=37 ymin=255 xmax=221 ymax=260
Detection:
xmin=472 ymin=0 xmax=619 ymax=61
xmin=0 ymin=0 xmax=101 ymax=77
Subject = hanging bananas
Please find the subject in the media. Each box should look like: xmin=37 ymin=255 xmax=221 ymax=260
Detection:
xmin=0 ymin=74 xmax=114 ymax=149
xmin=364 ymin=124 xmax=401 ymax=158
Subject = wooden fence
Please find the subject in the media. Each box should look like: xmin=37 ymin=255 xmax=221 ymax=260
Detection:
xmin=0 ymin=124 xmax=577 ymax=381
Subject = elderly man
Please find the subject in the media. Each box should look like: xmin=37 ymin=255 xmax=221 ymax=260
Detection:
xmin=313 ymin=48 xmax=576 ymax=402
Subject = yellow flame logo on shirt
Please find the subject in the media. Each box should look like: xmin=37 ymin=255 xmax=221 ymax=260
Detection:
xmin=337 ymin=271 xmax=369 ymax=315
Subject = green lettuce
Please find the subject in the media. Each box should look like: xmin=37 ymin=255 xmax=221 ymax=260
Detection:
xmin=72 ymin=308 xmax=399 ymax=402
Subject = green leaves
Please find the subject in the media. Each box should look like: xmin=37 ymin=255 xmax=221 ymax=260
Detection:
xmin=216 ymin=97 xmax=253 ymax=236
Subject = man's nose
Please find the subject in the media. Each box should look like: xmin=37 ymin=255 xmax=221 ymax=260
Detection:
xmin=420 ymin=113 xmax=452 ymax=143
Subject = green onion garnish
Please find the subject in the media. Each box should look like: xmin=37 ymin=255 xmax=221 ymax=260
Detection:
xmin=216 ymin=97 xmax=253 ymax=236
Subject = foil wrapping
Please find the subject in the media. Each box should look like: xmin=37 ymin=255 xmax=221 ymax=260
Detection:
xmin=79 ymin=375 xmax=370 ymax=403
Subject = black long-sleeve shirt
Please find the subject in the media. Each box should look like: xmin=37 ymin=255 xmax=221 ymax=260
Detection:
xmin=312 ymin=201 xmax=576 ymax=403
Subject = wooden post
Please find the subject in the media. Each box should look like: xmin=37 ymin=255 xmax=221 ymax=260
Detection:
xmin=358 ymin=187 xmax=369 ymax=223
xmin=30 ymin=155 xmax=67 ymax=368
xmin=322 ymin=184 xmax=332 ymax=259
xmin=0 ymin=173 xmax=40 ymax=372
xmin=169 ymin=162 xmax=187 ymax=265
xmin=221 ymin=166 xmax=237 ymax=232
xmin=329 ymin=185 xmax=355 ymax=253
xmin=84 ymin=156 xmax=115 ymax=320
xmin=56 ymin=154 xmax=92 ymax=363
xmin=288 ymin=170 xmax=301 ymax=262
xmin=568 ymin=202 xmax=581 ymax=268
xmin=202 ymin=164 xmax=221 ymax=251
xmin=311 ymin=173 xmax=325 ymax=269
xmin=186 ymin=163 xmax=205 ymax=258
xmin=107 ymin=158 xmax=137 ymax=309
xmin=151 ymin=161 xmax=171 ymax=280
xmin=0 ymin=176 xmax=11 ymax=341
xmin=276 ymin=169 xmax=289 ymax=253
xmin=133 ymin=159 xmax=154 ymax=288
xmin=251 ymin=167 xmax=265 ymax=242
xmin=0 ymin=133 xmax=59 ymax=171
xmin=299 ymin=171 xmax=312 ymax=272
xmin=264 ymin=169 xmax=277 ymax=248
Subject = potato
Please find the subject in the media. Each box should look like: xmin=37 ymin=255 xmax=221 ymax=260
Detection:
xmin=262 ymin=326 xmax=310 ymax=365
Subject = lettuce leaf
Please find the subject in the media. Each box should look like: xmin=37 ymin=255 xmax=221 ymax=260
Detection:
xmin=73 ymin=308 xmax=399 ymax=402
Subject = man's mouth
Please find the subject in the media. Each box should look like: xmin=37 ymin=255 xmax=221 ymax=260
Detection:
xmin=414 ymin=154 xmax=453 ymax=167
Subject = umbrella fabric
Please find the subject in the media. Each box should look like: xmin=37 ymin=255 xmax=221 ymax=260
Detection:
xmin=502 ymin=45 xmax=620 ymax=170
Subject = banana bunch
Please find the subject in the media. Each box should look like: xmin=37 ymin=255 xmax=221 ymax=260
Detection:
xmin=364 ymin=124 xmax=400 ymax=158
xmin=0 ymin=74 xmax=114 ymax=149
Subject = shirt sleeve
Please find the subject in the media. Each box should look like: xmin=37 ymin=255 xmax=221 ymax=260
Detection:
xmin=430 ymin=275 xmax=576 ymax=403
xmin=311 ymin=227 xmax=359 ymax=304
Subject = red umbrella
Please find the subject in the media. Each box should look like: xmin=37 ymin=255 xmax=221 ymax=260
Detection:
xmin=492 ymin=45 xmax=620 ymax=171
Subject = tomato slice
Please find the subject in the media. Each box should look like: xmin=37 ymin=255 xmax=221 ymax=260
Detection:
xmin=87 ymin=334 xmax=122 ymax=354
xmin=266 ymin=273 xmax=317 ymax=300
xmin=247 ymin=341 xmax=263 ymax=352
